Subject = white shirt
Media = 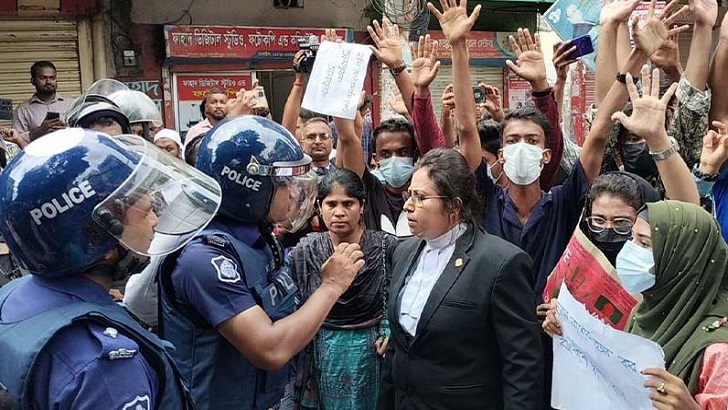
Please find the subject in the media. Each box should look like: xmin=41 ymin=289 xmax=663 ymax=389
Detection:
xmin=398 ymin=223 xmax=467 ymax=336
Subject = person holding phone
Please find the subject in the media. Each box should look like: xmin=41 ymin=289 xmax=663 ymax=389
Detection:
xmin=12 ymin=61 xmax=71 ymax=144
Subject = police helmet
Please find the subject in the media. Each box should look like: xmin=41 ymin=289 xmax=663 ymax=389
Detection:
xmin=0 ymin=128 xmax=222 ymax=277
xmin=66 ymin=98 xmax=132 ymax=134
xmin=108 ymin=89 xmax=163 ymax=127
xmin=196 ymin=116 xmax=317 ymax=232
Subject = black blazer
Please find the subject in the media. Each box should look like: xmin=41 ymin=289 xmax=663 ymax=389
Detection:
xmin=378 ymin=223 xmax=544 ymax=410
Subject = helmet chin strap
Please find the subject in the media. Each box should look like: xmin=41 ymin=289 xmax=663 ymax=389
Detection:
xmin=112 ymin=246 xmax=150 ymax=282
xmin=256 ymin=222 xmax=284 ymax=269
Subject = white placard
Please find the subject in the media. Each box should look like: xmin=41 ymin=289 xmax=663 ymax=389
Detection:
xmin=301 ymin=41 xmax=372 ymax=120
xmin=552 ymin=283 xmax=665 ymax=410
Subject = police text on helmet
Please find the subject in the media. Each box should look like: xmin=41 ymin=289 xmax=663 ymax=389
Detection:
xmin=221 ymin=166 xmax=262 ymax=192
xmin=29 ymin=180 xmax=96 ymax=225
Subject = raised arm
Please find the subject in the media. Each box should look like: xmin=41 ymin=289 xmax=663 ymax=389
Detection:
xmin=333 ymin=110 xmax=366 ymax=178
xmin=580 ymin=49 xmax=647 ymax=183
xmin=664 ymin=0 xmax=716 ymax=170
xmin=409 ymin=34 xmax=447 ymax=154
xmin=684 ymin=0 xmax=717 ymax=92
xmin=709 ymin=11 xmax=728 ymax=124
xmin=368 ymin=19 xmax=416 ymax=114
xmin=551 ymin=42 xmax=577 ymax=116
xmin=596 ymin=0 xmax=642 ymax=103
xmin=507 ymin=28 xmax=564 ymax=190
xmin=281 ymin=51 xmax=307 ymax=136
xmin=611 ymin=67 xmax=699 ymax=204
xmin=581 ymin=0 xmax=685 ymax=183
xmin=427 ymin=0 xmax=482 ymax=172
xmin=440 ymin=84 xmax=458 ymax=148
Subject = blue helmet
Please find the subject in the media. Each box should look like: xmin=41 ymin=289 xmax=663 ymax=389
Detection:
xmin=0 ymin=128 xmax=222 ymax=277
xmin=196 ymin=116 xmax=317 ymax=231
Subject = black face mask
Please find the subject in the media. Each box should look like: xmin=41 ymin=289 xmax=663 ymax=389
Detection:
xmin=622 ymin=142 xmax=657 ymax=180
xmin=590 ymin=228 xmax=630 ymax=266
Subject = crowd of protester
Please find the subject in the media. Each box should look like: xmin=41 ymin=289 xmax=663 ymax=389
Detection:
xmin=1 ymin=0 xmax=728 ymax=408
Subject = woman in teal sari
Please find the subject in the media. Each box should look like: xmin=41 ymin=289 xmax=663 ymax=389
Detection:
xmin=290 ymin=168 xmax=398 ymax=410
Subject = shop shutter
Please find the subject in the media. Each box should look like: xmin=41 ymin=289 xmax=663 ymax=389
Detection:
xmin=0 ymin=19 xmax=82 ymax=127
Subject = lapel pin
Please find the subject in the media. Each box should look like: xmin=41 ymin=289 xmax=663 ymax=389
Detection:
xmin=455 ymin=258 xmax=463 ymax=268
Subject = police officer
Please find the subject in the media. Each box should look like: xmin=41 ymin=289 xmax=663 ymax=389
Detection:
xmin=157 ymin=116 xmax=365 ymax=409
xmin=65 ymin=95 xmax=133 ymax=136
xmin=0 ymin=128 xmax=222 ymax=409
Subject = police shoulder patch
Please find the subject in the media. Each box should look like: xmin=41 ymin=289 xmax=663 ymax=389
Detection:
xmin=122 ymin=395 xmax=151 ymax=410
xmin=211 ymin=255 xmax=241 ymax=283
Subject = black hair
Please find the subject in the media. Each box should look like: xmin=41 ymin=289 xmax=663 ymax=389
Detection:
xmin=588 ymin=172 xmax=644 ymax=212
xmin=415 ymin=148 xmax=482 ymax=223
xmin=317 ymin=168 xmax=366 ymax=205
xmin=477 ymin=118 xmax=501 ymax=154
xmin=359 ymin=95 xmax=373 ymax=110
xmin=372 ymin=117 xmax=416 ymax=152
xmin=303 ymin=117 xmax=330 ymax=129
xmin=30 ymin=61 xmax=56 ymax=79
xmin=185 ymin=133 xmax=205 ymax=166
xmin=199 ymin=98 xmax=206 ymax=117
xmin=84 ymin=116 xmax=122 ymax=130
xmin=204 ymin=88 xmax=227 ymax=101
xmin=501 ymin=106 xmax=551 ymax=148
xmin=299 ymin=108 xmax=328 ymax=122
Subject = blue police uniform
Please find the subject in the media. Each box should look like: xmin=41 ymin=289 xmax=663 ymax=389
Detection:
xmin=159 ymin=216 xmax=299 ymax=410
xmin=0 ymin=275 xmax=190 ymax=409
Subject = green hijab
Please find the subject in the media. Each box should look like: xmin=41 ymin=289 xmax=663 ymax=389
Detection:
xmin=626 ymin=201 xmax=728 ymax=394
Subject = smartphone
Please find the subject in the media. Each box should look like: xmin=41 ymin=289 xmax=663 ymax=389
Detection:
xmin=473 ymin=86 xmax=486 ymax=104
xmin=253 ymin=87 xmax=269 ymax=109
xmin=45 ymin=111 xmax=60 ymax=121
xmin=565 ymin=34 xmax=594 ymax=60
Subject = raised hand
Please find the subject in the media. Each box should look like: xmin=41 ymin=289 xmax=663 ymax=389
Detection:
xmin=506 ymin=28 xmax=548 ymax=91
xmin=388 ymin=90 xmax=410 ymax=117
xmin=227 ymin=81 xmax=258 ymax=118
xmin=410 ymin=34 xmax=441 ymax=94
xmin=552 ymin=42 xmax=578 ymax=82
xmin=599 ymin=0 xmax=643 ymax=25
xmin=690 ymin=0 xmax=718 ymax=27
xmin=482 ymin=84 xmax=504 ymax=122
xmin=442 ymin=84 xmax=456 ymax=114
xmin=650 ymin=31 xmax=681 ymax=74
xmin=320 ymin=242 xmax=365 ymax=296
xmin=427 ymin=0 xmax=482 ymax=44
xmin=367 ymin=19 xmax=403 ymax=68
xmin=320 ymin=28 xmax=343 ymax=43
xmin=610 ymin=66 xmax=678 ymax=149
xmin=699 ymin=121 xmax=728 ymax=175
xmin=632 ymin=0 xmax=690 ymax=57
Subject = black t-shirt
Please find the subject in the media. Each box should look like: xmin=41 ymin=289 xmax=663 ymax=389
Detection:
xmin=362 ymin=168 xmax=409 ymax=237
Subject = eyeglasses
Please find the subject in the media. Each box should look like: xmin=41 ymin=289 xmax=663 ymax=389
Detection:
xmin=303 ymin=133 xmax=331 ymax=142
xmin=402 ymin=192 xmax=448 ymax=208
xmin=585 ymin=216 xmax=634 ymax=235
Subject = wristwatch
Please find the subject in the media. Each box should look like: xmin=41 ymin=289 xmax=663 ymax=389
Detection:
xmin=616 ymin=73 xmax=639 ymax=84
xmin=692 ymin=163 xmax=720 ymax=182
xmin=649 ymin=138 xmax=679 ymax=161
xmin=389 ymin=62 xmax=407 ymax=77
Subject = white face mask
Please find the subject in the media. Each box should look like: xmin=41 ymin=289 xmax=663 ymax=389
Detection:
xmin=502 ymin=142 xmax=545 ymax=186
xmin=486 ymin=162 xmax=503 ymax=182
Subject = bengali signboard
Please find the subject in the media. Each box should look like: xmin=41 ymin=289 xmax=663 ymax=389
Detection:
xmin=164 ymin=25 xmax=353 ymax=60
xmin=427 ymin=31 xmax=516 ymax=60
xmin=123 ymin=80 xmax=163 ymax=113
xmin=174 ymin=73 xmax=253 ymax=132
